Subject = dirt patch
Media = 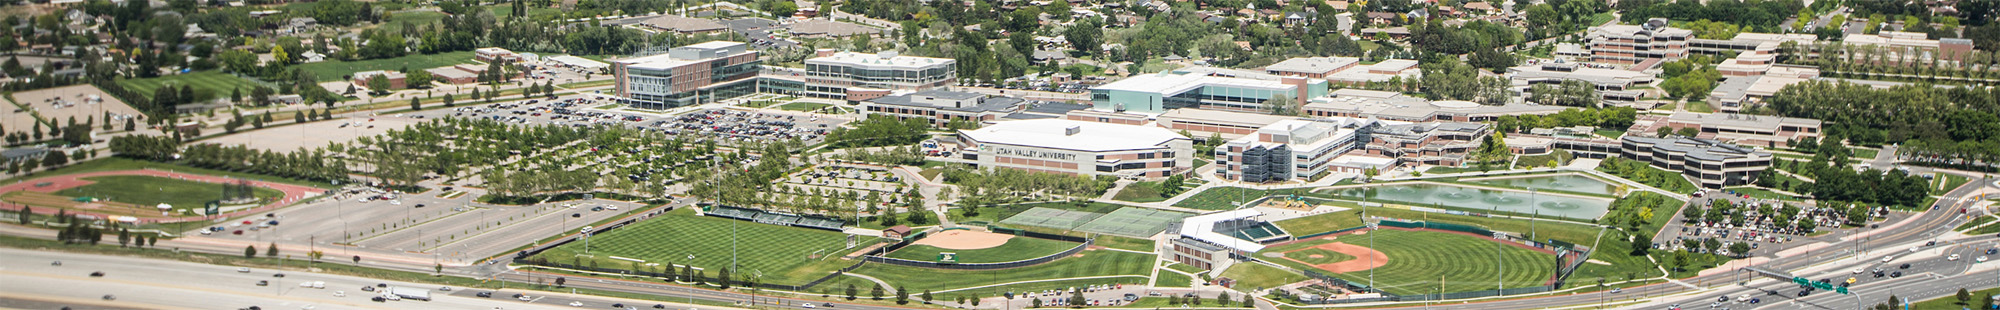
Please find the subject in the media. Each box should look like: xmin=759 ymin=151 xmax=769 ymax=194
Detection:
xmin=911 ymin=229 xmax=1014 ymax=250
xmin=1282 ymin=242 xmax=1388 ymax=273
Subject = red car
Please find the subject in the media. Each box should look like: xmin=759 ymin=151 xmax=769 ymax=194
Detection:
xmin=232 ymin=230 xmax=244 ymax=235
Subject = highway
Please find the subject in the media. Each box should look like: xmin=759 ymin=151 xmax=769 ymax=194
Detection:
xmin=0 ymin=247 xmax=732 ymax=310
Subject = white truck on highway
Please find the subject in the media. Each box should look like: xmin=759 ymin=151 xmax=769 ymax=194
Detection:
xmin=388 ymin=286 xmax=431 ymax=301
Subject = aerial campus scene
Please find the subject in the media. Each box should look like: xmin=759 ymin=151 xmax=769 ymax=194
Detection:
xmin=1 ymin=0 xmax=2000 ymax=309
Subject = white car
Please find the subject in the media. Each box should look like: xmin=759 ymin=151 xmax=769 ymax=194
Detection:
xmin=570 ymin=301 xmax=585 ymax=307
xmin=1911 ymin=246 xmax=1922 ymax=253
xmin=1883 ymin=255 xmax=1896 ymax=263
xmin=1979 ymin=256 xmax=1989 ymax=263
xmin=390 ymin=200 xmax=403 ymax=205
xmin=334 ymin=291 xmax=345 ymax=297
xmin=1852 ymin=268 xmax=1864 ymax=274
xmin=1950 ymin=254 xmax=1962 ymax=261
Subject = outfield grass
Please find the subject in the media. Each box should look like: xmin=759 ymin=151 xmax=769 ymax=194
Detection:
xmin=532 ymin=208 xmax=866 ymax=284
xmin=1274 ymin=196 xmax=1675 ymax=286
xmin=115 ymin=71 xmax=260 ymax=102
xmin=1284 ymin=248 xmax=1357 ymax=264
xmin=1217 ymin=263 xmax=1306 ymax=291
xmin=54 ymin=175 xmax=285 ymax=208
xmin=847 ymin=249 xmax=1154 ymax=291
xmin=1254 ymin=230 xmax=1556 ymax=295
xmin=886 ymin=237 xmax=1080 ymax=263
xmin=1155 ymin=270 xmax=1194 ymax=288
xmin=293 ymin=52 xmax=475 ymax=81
xmin=1272 ymin=211 xmax=1365 ymax=237
xmin=957 ymin=201 xmax=1124 ymax=226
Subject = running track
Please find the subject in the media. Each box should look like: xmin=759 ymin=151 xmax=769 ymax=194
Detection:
xmin=0 ymin=169 xmax=326 ymax=224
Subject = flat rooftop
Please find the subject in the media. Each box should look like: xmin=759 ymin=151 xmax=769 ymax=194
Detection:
xmin=961 ymin=119 xmax=1186 ymax=152
xmin=1092 ymin=71 xmax=1296 ymax=95
xmin=1265 ymin=57 xmax=1360 ymax=74
xmin=806 ymin=51 xmax=954 ymax=69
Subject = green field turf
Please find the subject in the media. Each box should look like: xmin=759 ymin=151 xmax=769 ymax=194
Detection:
xmin=54 ymin=175 xmax=285 ymax=208
xmin=293 ymin=51 xmax=475 ymax=81
xmin=1171 ymin=187 xmax=1269 ymax=210
xmin=885 ymin=236 xmax=1079 ymax=263
xmin=847 ymin=249 xmax=1155 ymax=291
xmin=1256 ymin=230 xmax=1556 ymax=295
xmin=533 ymin=208 xmax=866 ymax=283
xmin=1271 ymin=211 xmax=1364 ymax=237
xmin=115 ymin=71 xmax=260 ymax=102
xmin=1284 ymin=248 xmax=1356 ymax=265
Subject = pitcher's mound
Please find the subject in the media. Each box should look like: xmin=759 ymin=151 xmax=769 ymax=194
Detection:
xmin=911 ymin=230 xmax=1014 ymax=250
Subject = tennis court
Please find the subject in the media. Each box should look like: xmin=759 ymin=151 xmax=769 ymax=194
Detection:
xmin=1075 ymin=207 xmax=1191 ymax=237
xmin=998 ymin=207 xmax=1104 ymax=230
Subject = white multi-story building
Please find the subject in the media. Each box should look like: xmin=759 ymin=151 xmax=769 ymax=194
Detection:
xmin=1214 ymin=119 xmax=1364 ymax=182
xmin=803 ymin=50 xmax=957 ymax=101
xmin=953 ymin=119 xmax=1193 ymax=179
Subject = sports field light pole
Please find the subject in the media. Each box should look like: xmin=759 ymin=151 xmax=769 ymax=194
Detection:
xmin=1493 ymin=204 xmax=1503 ymax=292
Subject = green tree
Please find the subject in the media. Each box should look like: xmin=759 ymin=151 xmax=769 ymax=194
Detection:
xmin=1958 ymin=288 xmax=1972 ymax=305
xmin=244 ymin=245 xmax=258 ymax=258
xmin=844 ymin=284 xmax=857 ymax=300
xmin=266 ymin=242 xmax=279 ymax=257
xmin=896 ymin=286 xmax=909 ymax=304
xmin=410 ymin=98 xmax=422 ymax=111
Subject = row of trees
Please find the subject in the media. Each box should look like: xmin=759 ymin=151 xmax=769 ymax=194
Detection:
xmin=1615 ymin=0 xmax=1803 ymax=32
xmin=1764 ymin=81 xmax=2000 ymax=166
xmin=1494 ymin=107 xmax=1639 ymax=134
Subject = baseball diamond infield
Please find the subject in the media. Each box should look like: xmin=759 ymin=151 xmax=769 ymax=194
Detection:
xmin=1255 ymin=228 xmax=1560 ymax=295
xmin=888 ymin=230 xmax=1081 ymax=264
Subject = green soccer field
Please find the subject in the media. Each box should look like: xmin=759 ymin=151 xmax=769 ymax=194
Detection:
xmin=848 ymin=249 xmax=1155 ymax=291
xmin=884 ymin=236 xmax=1079 ymax=263
xmin=1256 ymin=229 xmax=1557 ymax=295
xmin=115 ymin=71 xmax=261 ymax=102
xmin=532 ymin=208 xmax=868 ymax=283
xmin=54 ymin=175 xmax=285 ymax=208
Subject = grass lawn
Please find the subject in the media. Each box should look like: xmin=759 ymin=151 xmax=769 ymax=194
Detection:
xmin=847 ymin=249 xmax=1155 ymax=291
xmin=53 ymin=175 xmax=285 ymax=208
xmin=1172 ymin=187 xmax=1285 ymax=211
xmin=1909 ymin=286 xmax=1997 ymax=309
xmin=1093 ymin=235 xmax=1156 ymax=252
xmin=1272 ymin=211 xmax=1364 ymax=237
xmin=885 ymin=237 xmax=1080 ymax=263
xmin=1166 ymin=263 xmax=1206 ymax=275
xmin=557 ymin=80 xmax=617 ymax=89
xmin=1957 ymin=216 xmax=1997 ymax=232
xmin=1849 ymin=147 xmax=1880 ymax=160
xmin=4 ymin=158 xmax=334 ymax=189
xmin=115 ymin=71 xmax=260 ymax=102
xmin=1255 ymin=230 xmax=1556 ymax=295
xmin=1155 ymin=270 xmax=1194 ymax=287
xmin=1594 ymin=128 xmax=1628 ymax=139
xmin=376 ymin=11 xmax=445 ymax=33
xmin=1685 ymin=101 xmax=1715 ymax=113
xmin=1969 ymin=221 xmax=2000 ymax=236
xmin=1937 ymin=174 xmax=1972 ymax=195
xmin=1724 ymin=186 xmax=1803 ymax=202
xmin=531 ymin=208 xmax=866 ymax=284
xmin=294 ymin=51 xmax=475 ymax=81
xmin=1110 ymin=181 xmax=1170 ymax=203
xmin=777 ymin=102 xmax=833 ymax=111
xmin=1217 ymin=263 xmax=1306 ymax=291
xmin=1588 ymin=13 xmax=1615 ymax=26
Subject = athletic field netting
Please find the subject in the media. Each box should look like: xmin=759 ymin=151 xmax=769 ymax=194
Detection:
xmin=998 ymin=207 xmax=1104 ymax=230
xmin=1076 ymin=207 xmax=1192 ymax=237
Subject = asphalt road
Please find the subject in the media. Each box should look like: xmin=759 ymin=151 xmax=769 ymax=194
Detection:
xmin=0 ymin=247 xmax=709 ymax=310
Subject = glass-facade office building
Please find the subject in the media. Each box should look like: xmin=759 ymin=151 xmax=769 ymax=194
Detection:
xmin=614 ymin=41 xmax=762 ymax=109
xmin=1089 ymin=71 xmax=1328 ymax=114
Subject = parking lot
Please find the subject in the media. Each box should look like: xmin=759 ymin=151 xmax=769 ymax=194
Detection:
xmin=201 ymin=185 xmax=645 ymax=264
xmin=403 ymin=93 xmax=850 ymax=147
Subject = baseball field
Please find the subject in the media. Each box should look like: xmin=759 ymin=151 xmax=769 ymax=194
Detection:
xmin=1255 ymin=229 xmax=1558 ymax=295
xmin=849 ymin=249 xmax=1156 ymax=292
xmin=533 ymin=208 xmax=871 ymax=284
xmin=884 ymin=233 xmax=1080 ymax=264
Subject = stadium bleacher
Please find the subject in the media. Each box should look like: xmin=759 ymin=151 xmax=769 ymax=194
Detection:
xmin=1213 ymin=219 xmax=1291 ymax=244
xmin=707 ymin=205 xmax=847 ymax=231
